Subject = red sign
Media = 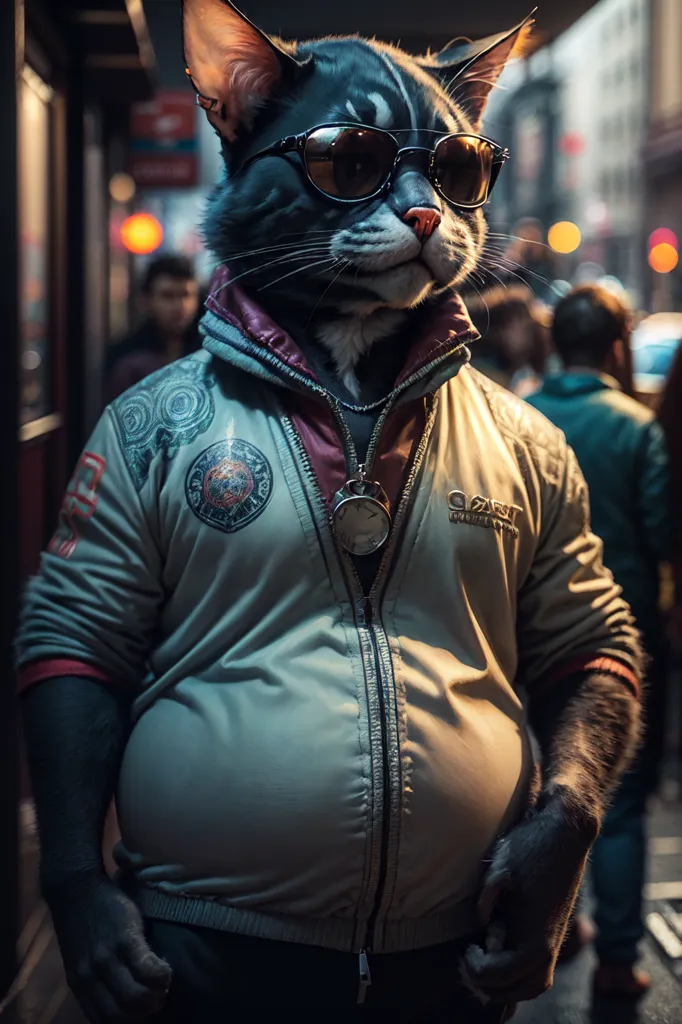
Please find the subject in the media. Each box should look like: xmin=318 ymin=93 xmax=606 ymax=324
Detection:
xmin=129 ymin=90 xmax=198 ymax=189
xmin=129 ymin=154 xmax=198 ymax=188
xmin=131 ymin=90 xmax=196 ymax=143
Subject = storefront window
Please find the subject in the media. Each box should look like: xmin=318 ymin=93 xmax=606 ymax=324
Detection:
xmin=19 ymin=65 xmax=53 ymax=425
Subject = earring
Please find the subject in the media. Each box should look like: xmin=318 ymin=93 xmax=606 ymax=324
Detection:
xmin=185 ymin=68 xmax=227 ymax=120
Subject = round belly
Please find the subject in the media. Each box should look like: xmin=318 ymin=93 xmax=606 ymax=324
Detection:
xmin=392 ymin=702 xmax=534 ymax=917
xmin=116 ymin=683 xmax=369 ymax=909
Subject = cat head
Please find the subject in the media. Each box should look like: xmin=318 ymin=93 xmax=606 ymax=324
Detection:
xmin=183 ymin=0 xmax=533 ymax=384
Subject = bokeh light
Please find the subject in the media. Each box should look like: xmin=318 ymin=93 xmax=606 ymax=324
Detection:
xmin=548 ymin=221 xmax=582 ymax=254
xmin=648 ymin=243 xmax=679 ymax=274
xmin=648 ymin=228 xmax=678 ymax=251
xmin=599 ymin=275 xmax=628 ymax=297
xmin=109 ymin=172 xmax=137 ymax=204
xmin=120 ymin=213 xmax=164 ymax=255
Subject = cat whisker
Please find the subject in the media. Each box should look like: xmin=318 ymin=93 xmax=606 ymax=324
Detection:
xmin=203 ymin=235 xmax=338 ymax=273
xmin=213 ymin=249 xmax=335 ymax=296
xmin=485 ymin=233 xmax=552 ymax=254
xmin=480 ymin=252 xmax=552 ymax=290
xmin=478 ymin=259 xmax=530 ymax=290
xmin=219 ymin=250 xmax=333 ymax=285
xmin=271 ymin=229 xmax=338 ymax=239
xmin=480 ymin=244 xmax=552 ymax=278
xmin=257 ymin=257 xmax=341 ymax=292
xmin=461 ymin=276 xmax=491 ymax=336
xmin=311 ymin=258 xmax=348 ymax=280
xmin=305 ymin=260 xmax=352 ymax=327
xmin=217 ymin=240 xmax=333 ymax=263
xmin=479 ymin=264 xmax=512 ymax=293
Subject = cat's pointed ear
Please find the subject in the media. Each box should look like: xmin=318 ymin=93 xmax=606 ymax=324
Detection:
xmin=182 ymin=0 xmax=309 ymax=142
xmin=419 ymin=10 xmax=536 ymax=129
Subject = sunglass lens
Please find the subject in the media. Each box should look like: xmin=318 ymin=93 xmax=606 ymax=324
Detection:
xmin=304 ymin=127 xmax=396 ymax=199
xmin=433 ymin=135 xmax=495 ymax=207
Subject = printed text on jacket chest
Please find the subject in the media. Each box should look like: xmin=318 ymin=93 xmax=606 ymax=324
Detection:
xmin=447 ymin=490 xmax=523 ymax=538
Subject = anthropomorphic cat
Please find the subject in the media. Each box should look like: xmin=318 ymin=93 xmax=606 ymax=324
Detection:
xmin=18 ymin=2 xmax=641 ymax=1021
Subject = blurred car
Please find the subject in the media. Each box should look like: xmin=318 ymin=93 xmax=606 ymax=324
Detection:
xmin=631 ymin=313 xmax=682 ymax=408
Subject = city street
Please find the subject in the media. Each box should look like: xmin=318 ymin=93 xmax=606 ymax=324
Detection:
xmin=1 ymin=0 xmax=682 ymax=1020
xmin=516 ymin=797 xmax=682 ymax=1024
xmin=516 ymin=941 xmax=681 ymax=1024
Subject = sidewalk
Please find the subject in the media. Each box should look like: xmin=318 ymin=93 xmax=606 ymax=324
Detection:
xmin=515 ymin=796 xmax=682 ymax=1024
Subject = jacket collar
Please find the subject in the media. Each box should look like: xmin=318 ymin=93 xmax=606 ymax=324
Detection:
xmin=201 ymin=266 xmax=477 ymax=401
xmin=540 ymin=369 xmax=622 ymax=398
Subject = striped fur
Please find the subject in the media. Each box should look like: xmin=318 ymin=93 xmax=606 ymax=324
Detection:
xmin=184 ymin=1 xmax=529 ymax=388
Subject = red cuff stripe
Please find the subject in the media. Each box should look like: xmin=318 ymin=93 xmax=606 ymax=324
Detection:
xmin=536 ymin=654 xmax=640 ymax=699
xmin=18 ymin=659 xmax=119 ymax=695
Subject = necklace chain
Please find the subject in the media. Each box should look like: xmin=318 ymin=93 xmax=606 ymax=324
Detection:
xmin=332 ymin=391 xmax=394 ymax=413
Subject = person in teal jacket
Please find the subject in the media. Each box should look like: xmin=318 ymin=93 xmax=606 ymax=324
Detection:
xmin=528 ymin=284 xmax=672 ymax=999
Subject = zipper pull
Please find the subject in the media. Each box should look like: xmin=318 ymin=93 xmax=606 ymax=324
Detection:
xmin=355 ymin=598 xmax=373 ymax=625
xmin=357 ymin=949 xmax=372 ymax=1004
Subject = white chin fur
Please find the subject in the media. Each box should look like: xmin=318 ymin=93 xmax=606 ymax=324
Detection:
xmin=315 ymin=309 xmax=406 ymax=398
xmin=358 ymin=262 xmax=435 ymax=308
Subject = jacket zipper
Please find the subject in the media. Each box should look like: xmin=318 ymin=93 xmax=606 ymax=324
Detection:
xmin=295 ymin=385 xmax=443 ymax=1003
xmin=285 ymin=396 xmax=390 ymax=1001
xmin=357 ymin=947 xmax=372 ymax=1004
xmin=355 ymin=596 xmax=390 ymax=1002
xmin=203 ymin=315 xmax=465 ymax=996
xmin=323 ymin=395 xmax=446 ymax=1004
xmin=353 ymin=395 xmax=440 ymax=1003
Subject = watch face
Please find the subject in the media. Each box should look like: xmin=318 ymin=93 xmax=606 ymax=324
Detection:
xmin=333 ymin=496 xmax=391 ymax=556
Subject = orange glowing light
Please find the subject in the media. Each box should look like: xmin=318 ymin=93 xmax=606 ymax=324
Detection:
xmin=120 ymin=213 xmax=164 ymax=255
xmin=648 ymin=243 xmax=679 ymax=274
xmin=548 ymin=221 xmax=582 ymax=255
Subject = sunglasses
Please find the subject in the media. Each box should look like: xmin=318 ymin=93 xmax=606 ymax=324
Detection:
xmin=237 ymin=123 xmax=509 ymax=209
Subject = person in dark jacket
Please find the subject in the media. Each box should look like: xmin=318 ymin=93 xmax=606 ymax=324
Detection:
xmin=104 ymin=255 xmax=202 ymax=403
xmin=528 ymin=284 xmax=672 ymax=998
xmin=658 ymin=336 xmax=682 ymax=657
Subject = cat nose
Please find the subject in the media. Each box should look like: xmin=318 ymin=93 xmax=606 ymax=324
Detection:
xmin=402 ymin=207 xmax=442 ymax=241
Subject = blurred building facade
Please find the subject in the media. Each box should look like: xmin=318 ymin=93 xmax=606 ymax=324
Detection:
xmin=486 ymin=0 xmax=651 ymax=304
xmin=0 ymin=0 xmax=156 ymax=1008
xmin=644 ymin=0 xmax=682 ymax=310
xmin=484 ymin=50 xmax=561 ymax=240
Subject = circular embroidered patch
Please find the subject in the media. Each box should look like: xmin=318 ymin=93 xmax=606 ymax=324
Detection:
xmin=185 ymin=439 xmax=273 ymax=533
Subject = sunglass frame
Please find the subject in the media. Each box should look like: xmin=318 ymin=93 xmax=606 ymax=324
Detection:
xmin=237 ymin=122 xmax=509 ymax=209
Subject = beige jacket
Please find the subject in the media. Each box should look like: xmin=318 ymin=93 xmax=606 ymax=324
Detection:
xmin=17 ymin=290 xmax=640 ymax=956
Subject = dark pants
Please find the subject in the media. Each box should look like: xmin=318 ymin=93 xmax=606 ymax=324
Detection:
xmin=590 ymin=766 xmax=650 ymax=965
xmin=144 ymin=919 xmax=514 ymax=1022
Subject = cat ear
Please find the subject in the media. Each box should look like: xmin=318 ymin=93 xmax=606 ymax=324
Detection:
xmin=182 ymin=0 xmax=309 ymax=142
xmin=419 ymin=10 xmax=536 ymax=129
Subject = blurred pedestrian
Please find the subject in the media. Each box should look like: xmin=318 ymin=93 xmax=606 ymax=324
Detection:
xmin=466 ymin=284 xmax=553 ymax=397
xmin=527 ymin=284 xmax=672 ymax=998
xmin=104 ymin=255 xmax=201 ymax=403
xmin=658 ymin=338 xmax=682 ymax=658
xmin=501 ymin=217 xmax=558 ymax=305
